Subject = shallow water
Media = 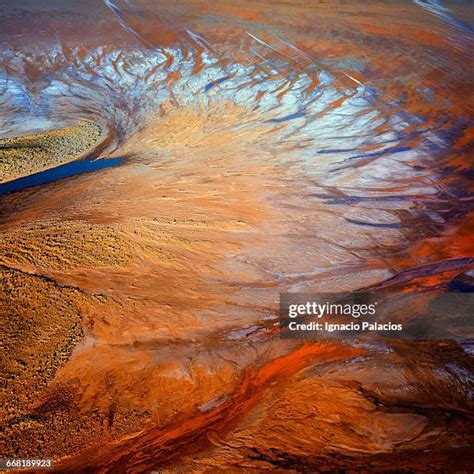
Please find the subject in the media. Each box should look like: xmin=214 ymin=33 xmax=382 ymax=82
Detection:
xmin=0 ymin=157 xmax=123 ymax=196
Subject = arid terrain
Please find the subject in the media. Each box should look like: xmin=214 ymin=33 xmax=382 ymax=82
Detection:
xmin=0 ymin=121 xmax=103 ymax=183
xmin=0 ymin=0 xmax=473 ymax=472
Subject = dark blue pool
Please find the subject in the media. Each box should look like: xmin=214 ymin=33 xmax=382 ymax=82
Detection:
xmin=0 ymin=157 xmax=124 ymax=197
